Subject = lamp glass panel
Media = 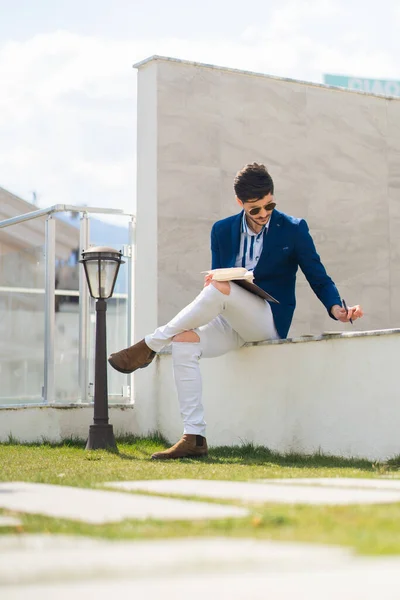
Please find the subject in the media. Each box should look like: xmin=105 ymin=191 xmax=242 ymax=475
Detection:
xmin=85 ymin=261 xmax=100 ymax=298
xmin=85 ymin=259 xmax=120 ymax=299
xmin=99 ymin=260 xmax=120 ymax=298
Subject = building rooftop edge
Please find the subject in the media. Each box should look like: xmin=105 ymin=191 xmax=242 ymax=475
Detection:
xmin=132 ymin=55 xmax=400 ymax=101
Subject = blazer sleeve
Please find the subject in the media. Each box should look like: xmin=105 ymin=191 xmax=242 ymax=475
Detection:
xmin=210 ymin=223 xmax=222 ymax=269
xmin=295 ymin=219 xmax=342 ymax=319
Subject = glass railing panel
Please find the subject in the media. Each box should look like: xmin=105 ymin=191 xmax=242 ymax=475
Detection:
xmin=54 ymin=260 xmax=81 ymax=403
xmin=0 ymin=211 xmax=133 ymax=407
xmin=0 ymin=238 xmax=45 ymax=405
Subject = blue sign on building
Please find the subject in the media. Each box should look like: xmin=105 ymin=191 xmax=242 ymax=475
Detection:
xmin=323 ymin=74 xmax=400 ymax=97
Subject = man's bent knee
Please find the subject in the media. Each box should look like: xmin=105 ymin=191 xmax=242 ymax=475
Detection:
xmin=173 ymin=331 xmax=200 ymax=343
xmin=211 ymin=280 xmax=231 ymax=295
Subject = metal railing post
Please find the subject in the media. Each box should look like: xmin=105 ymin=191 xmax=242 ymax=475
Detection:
xmin=79 ymin=213 xmax=90 ymax=403
xmin=43 ymin=216 xmax=56 ymax=404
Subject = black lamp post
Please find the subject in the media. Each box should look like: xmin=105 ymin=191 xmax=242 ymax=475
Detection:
xmin=80 ymin=246 xmax=124 ymax=451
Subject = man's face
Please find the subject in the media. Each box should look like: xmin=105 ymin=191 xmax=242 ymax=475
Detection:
xmin=237 ymin=193 xmax=276 ymax=228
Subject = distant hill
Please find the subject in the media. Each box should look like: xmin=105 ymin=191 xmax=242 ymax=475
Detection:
xmin=55 ymin=212 xmax=129 ymax=248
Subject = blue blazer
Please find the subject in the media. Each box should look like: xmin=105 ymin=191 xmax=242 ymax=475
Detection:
xmin=210 ymin=209 xmax=341 ymax=339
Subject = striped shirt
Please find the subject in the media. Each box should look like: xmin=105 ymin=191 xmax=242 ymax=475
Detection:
xmin=235 ymin=212 xmax=270 ymax=271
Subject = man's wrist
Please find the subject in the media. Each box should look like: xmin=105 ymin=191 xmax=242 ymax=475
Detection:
xmin=330 ymin=304 xmax=341 ymax=318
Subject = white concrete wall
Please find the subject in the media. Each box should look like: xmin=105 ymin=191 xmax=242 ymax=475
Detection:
xmin=0 ymin=405 xmax=139 ymax=444
xmin=152 ymin=330 xmax=400 ymax=461
xmin=135 ymin=61 xmax=158 ymax=344
xmin=133 ymin=61 xmax=159 ymax=434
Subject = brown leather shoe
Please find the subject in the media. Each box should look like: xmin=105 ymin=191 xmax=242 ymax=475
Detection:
xmin=108 ymin=339 xmax=156 ymax=374
xmin=151 ymin=434 xmax=208 ymax=460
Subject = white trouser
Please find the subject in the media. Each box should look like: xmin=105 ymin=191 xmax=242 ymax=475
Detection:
xmin=145 ymin=283 xmax=279 ymax=436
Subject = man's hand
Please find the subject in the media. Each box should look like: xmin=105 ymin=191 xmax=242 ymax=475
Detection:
xmin=204 ymin=274 xmax=213 ymax=287
xmin=331 ymin=304 xmax=364 ymax=322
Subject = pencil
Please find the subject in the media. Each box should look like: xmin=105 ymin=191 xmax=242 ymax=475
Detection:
xmin=342 ymin=298 xmax=353 ymax=325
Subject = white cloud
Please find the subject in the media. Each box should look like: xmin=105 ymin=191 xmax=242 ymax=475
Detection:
xmin=266 ymin=0 xmax=340 ymax=37
xmin=0 ymin=31 xmax=139 ymax=219
xmin=0 ymin=1 xmax=399 ymax=222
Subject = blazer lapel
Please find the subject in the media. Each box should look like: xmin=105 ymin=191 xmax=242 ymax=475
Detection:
xmin=255 ymin=209 xmax=283 ymax=271
xmin=229 ymin=212 xmax=243 ymax=267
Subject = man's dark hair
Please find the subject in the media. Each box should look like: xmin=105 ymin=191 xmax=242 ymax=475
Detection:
xmin=233 ymin=162 xmax=274 ymax=202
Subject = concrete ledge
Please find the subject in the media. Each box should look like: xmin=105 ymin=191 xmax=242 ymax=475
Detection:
xmin=0 ymin=405 xmax=138 ymax=444
xmin=249 ymin=328 xmax=400 ymax=345
xmin=158 ymin=328 xmax=400 ymax=354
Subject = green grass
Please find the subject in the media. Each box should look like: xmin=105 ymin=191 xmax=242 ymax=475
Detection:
xmin=1 ymin=435 xmax=400 ymax=555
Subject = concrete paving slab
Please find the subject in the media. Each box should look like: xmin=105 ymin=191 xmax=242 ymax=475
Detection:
xmin=5 ymin=565 xmax=400 ymax=600
xmin=2 ymin=535 xmax=400 ymax=600
xmin=106 ymin=479 xmax=400 ymax=505
xmin=0 ymin=534 xmax=350 ymax=585
xmin=262 ymin=477 xmax=400 ymax=490
xmin=0 ymin=482 xmax=248 ymax=524
xmin=0 ymin=516 xmax=21 ymax=528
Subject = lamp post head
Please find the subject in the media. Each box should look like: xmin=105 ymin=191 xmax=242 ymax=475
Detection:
xmin=80 ymin=246 xmax=124 ymax=300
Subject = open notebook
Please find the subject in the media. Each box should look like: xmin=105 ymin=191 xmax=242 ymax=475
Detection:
xmin=202 ymin=268 xmax=279 ymax=303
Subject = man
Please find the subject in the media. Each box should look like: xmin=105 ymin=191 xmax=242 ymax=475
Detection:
xmin=109 ymin=163 xmax=363 ymax=459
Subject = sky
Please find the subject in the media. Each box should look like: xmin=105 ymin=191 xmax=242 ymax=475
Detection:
xmin=1 ymin=0 xmax=399 ymax=221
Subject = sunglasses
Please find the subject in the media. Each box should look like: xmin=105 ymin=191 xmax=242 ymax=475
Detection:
xmin=247 ymin=202 xmax=276 ymax=216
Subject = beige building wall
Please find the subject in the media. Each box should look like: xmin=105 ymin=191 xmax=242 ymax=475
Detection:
xmin=0 ymin=187 xmax=80 ymax=263
xmin=134 ymin=56 xmax=400 ymax=339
